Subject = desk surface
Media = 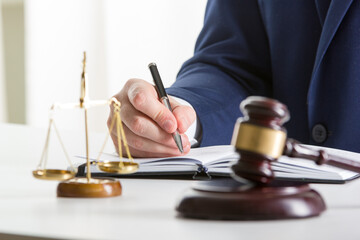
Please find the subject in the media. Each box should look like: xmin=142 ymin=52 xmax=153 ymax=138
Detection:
xmin=1 ymin=123 xmax=360 ymax=240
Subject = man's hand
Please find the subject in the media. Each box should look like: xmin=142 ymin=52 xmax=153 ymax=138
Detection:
xmin=108 ymin=78 xmax=196 ymax=158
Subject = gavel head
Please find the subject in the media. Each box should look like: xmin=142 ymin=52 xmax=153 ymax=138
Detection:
xmin=231 ymin=96 xmax=290 ymax=184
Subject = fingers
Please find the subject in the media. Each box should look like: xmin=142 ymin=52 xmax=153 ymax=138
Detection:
xmin=110 ymin=125 xmax=191 ymax=158
xmin=117 ymin=85 xmax=178 ymax=147
xmin=127 ymin=79 xmax=178 ymax=133
xmin=124 ymin=125 xmax=191 ymax=157
xmin=120 ymin=102 xmax=177 ymax=148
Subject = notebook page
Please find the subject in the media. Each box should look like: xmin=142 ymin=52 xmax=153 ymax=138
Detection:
xmin=94 ymin=145 xmax=236 ymax=167
xmin=205 ymin=145 xmax=360 ymax=181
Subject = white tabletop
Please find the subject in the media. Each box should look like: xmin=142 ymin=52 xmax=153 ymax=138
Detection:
xmin=1 ymin=123 xmax=360 ymax=240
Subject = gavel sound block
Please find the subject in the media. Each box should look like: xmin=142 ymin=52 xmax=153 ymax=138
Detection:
xmin=176 ymin=96 xmax=360 ymax=220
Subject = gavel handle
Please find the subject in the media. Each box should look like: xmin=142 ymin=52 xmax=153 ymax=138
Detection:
xmin=283 ymin=139 xmax=360 ymax=173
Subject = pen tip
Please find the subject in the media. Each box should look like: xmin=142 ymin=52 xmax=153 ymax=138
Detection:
xmin=173 ymin=133 xmax=184 ymax=153
xmin=148 ymin=62 xmax=157 ymax=68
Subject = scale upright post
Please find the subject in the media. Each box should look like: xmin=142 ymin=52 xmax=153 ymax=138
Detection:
xmin=80 ymin=52 xmax=92 ymax=183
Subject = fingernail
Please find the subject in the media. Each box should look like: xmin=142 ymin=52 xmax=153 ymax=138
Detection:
xmin=163 ymin=120 xmax=174 ymax=132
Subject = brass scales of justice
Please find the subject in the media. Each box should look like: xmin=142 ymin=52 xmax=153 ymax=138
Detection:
xmin=32 ymin=52 xmax=139 ymax=198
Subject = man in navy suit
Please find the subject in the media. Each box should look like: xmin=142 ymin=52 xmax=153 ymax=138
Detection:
xmin=109 ymin=0 xmax=360 ymax=157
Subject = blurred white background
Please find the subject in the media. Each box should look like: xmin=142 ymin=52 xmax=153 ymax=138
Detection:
xmin=0 ymin=0 xmax=206 ymax=132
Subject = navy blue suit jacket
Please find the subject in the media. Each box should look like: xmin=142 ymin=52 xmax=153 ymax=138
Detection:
xmin=167 ymin=0 xmax=360 ymax=152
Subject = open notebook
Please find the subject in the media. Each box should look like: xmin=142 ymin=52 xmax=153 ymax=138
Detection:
xmin=76 ymin=145 xmax=360 ymax=183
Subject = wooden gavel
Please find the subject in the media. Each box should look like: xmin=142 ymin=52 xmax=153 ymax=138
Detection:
xmin=231 ymin=96 xmax=360 ymax=184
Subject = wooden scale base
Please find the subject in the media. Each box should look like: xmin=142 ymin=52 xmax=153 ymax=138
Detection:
xmin=57 ymin=177 xmax=122 ymax=198
xmin=176 ymin=179 xmax=326 ymax=220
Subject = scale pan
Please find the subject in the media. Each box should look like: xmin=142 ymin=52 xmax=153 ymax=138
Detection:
xmin=97 ymin=161 xmax=139 ymax=174
xmin=33 ymin=169 xmax=76 ymax=181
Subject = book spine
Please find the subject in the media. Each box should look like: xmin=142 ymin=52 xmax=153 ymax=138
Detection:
xmin=192 ymin=165 xmax=211 ymax=180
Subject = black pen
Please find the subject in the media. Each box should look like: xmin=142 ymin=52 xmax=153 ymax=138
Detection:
xmin=148 ymin=62 xmax=184 ymax=153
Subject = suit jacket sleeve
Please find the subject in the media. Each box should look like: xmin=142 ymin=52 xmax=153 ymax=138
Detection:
xmin=167 ymin=0 xmax=272 ymax=146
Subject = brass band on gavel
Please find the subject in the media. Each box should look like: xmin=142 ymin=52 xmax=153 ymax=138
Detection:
xmin=232 ymin=122 xmax=287 ymax=159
